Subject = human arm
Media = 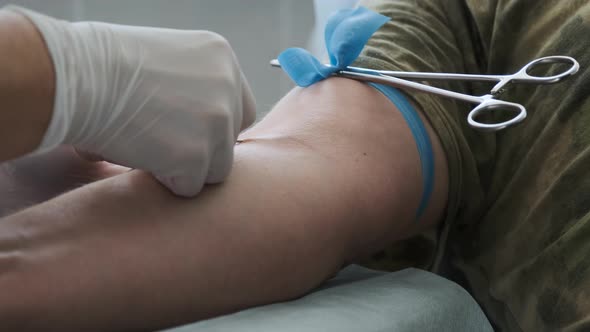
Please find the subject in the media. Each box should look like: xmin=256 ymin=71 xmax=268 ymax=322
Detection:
xmin=0 ymin=9 xmax=54 ymax=161
xmin=0 ymin=77 xmax=448 ymax=331
xmin=0 ymin=147 xmax=127 ymax=217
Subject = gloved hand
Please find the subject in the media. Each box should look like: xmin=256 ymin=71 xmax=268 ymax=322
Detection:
xmin=8 ymin=6 xmax=256 ymax=196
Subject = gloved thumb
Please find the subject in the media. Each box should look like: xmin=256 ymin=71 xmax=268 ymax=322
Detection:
xmin=154 ymin=173 xmax=206 ymax=197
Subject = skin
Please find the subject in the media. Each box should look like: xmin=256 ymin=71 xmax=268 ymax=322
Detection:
xmin=0 ymin=76 xmax=448 ymax=331
xmin=0 ymin=10 xmax=54 ymax=161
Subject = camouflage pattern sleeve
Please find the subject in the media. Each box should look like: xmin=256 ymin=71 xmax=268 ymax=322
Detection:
xmin=355 ymin=0 xmax=590 ymax=331
xmin=454 ymin=2 xmax=590 ymax=331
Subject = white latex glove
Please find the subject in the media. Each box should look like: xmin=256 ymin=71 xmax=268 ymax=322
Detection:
xmin=8 ymin=6 xmax=256 ymax=196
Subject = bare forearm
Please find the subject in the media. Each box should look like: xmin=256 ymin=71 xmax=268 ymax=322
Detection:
xmin=0 ymin=78 xmax=448 ymax=331
xmin=0 ymin=145 xmax=353 ymax=331
xmin=0 ymin=147 xmax=126 ymax=217
xmin=0 ymin=10 xmax=54 ymax=161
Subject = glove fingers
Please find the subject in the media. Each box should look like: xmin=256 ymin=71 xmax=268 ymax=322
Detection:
xmin=205 ymin=145 xmax=233 ymax=184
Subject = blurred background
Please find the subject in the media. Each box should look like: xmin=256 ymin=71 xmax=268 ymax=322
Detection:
xmin=0 ymin=0 xmax=358 ymax=118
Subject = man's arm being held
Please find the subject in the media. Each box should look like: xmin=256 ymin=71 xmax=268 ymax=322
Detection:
xmin=0 ymin=77 xmax=448 ymax=331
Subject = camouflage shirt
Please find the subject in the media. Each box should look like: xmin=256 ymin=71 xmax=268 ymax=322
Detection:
xmin=354 ymin=0 xmax=590 ymax=331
